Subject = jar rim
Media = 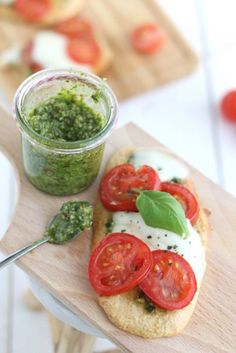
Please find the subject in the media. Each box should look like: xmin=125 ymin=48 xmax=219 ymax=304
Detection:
xmin=13 ymin=68 xmax=118 ymax=153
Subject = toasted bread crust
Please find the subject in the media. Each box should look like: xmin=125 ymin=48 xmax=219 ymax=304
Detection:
xmin=93 ymin=148 xmax=210 ymax=338
xmin=0 ymin=0 xmax=86 ymax=26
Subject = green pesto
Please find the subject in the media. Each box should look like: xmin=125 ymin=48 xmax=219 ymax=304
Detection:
xmin=27 ymin=89 xmax=105 ymax=141
xmin=170 ymin=177 xmax=183 ymax=184
xmin=136 ymin=291 xmax=156 ymax=313
xmin=23 ymin=89 xmax=106 ymax=196
xmin=44 ymin=201 xmax=93 ymax=244
xmin=105 ymin=219 xmax=114 ymax=234
xmin=23 ymin=140 xmax=104 ymax=195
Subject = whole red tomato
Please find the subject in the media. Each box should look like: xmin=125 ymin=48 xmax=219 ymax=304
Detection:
xmin=221 ymin=90 xmax=236 ymax=123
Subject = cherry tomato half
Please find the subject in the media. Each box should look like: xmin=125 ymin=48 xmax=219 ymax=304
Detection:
xmin=55 ymin=17 xmax=93 ymax=39
xmin=161 ymin=182 xmax=199 ymax=225
xmin=131 ymin=23 xmax=166 ymax=54
xmin=67 ymin=37 xmax=100 ymax=65
xmin=139 ymin=250 xmax=197 ymax=311
xmin=99 ymin=164 xmax=161 ymax=212
xmin=21 ymin=41 xmax=43 ymax=73
xmin=221 ymin=90 xmax=236 ymax=123
xmin=14 ymin=0 xmax=51 ymax=22
xmin=88 ymin=233 xmax=153 ymax=296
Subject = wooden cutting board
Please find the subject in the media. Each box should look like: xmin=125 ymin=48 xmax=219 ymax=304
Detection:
xmin=0 ymin=108 xmax=235 ymax=353
xmin=0 ymin=0 xmax=197 ymax=102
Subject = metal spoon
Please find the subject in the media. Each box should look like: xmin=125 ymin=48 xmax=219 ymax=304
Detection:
xmin=0 ymin=201 xmax=93 ymax=271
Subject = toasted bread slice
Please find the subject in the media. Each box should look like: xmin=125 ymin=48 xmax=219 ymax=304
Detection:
xmin=0 ymin=30 xmax=113 ymax=75
xmin=0 ymin=0 xmax=86 ymax=26
xmin=92 ymin=148 xmax=210 ymax=338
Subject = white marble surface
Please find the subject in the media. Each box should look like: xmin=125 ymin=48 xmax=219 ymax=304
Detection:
xmin=1 ymin=0 xmax=236 ymax=351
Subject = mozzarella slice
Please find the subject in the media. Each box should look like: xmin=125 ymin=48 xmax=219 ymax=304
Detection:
xmin=112 ymin=212 xmax=205 ymax=283
xmin=31 ymin=31 xmax=91 ymax=71
xmin=129 ymin=149 xmax=188 ymax=182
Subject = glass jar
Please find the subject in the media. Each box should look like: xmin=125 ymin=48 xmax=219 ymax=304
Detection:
xmin=13 ymin=69 xmax=118 ymax=196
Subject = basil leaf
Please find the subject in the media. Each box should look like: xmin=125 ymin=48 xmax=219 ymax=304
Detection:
xmin=136 ymin=190 xmax=189 ymax=238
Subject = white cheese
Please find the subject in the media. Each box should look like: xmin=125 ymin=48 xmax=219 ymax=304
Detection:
xmin=112 ymin=212 xmax=205 ymax=283
xmin=129 ymin=149 xmax=188 ymax=182
xmin=31 ymin=31 xmax=91 ymax=71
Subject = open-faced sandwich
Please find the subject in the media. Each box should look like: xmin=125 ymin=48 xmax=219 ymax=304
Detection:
xmin=0 ymin=17 xmax=112 ymax=75
xmin=89 ymin=148 xmax=210 ymax=338
xmin=0 ymin=0 xmax=85 ymax=25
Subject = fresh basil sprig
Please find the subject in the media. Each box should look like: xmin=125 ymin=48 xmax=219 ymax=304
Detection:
xmin=136 ymin=190 xmax=189 ymax=238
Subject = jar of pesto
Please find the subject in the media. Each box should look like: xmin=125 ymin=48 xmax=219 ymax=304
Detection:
xmin=13 ymin=69 xmax=118 ymax=196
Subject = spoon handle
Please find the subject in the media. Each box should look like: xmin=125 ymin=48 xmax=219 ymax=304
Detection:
xmin=0 ymin=238 xmax=48 ymax=271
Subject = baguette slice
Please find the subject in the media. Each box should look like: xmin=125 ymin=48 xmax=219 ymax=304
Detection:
xmin=92 ymin=147 xmax=210 ymax=338
xmin=0 ymin=0 xmax=86 ymax=26
xmin=0 ymin=31 xmax=113 ymax=76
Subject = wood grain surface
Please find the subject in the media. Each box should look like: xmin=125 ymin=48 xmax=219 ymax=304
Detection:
xmin=0 ymin=106 xmax=235 ymax=353
xmin=0 ymin=0 xmax=197 ymax=102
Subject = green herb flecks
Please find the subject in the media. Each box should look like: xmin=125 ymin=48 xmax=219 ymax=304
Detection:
xmin=136 ymin=291 xmax=156 ymax=313
xmin=45 ymin=201 xmax=93 ymax=244
xmin=105 ymin=219 xmax=114 ymax=234
xmin=136 ymin=190 xmax=189 ymax=238
xmin=170 ymin=177 xmax=183 ymax=184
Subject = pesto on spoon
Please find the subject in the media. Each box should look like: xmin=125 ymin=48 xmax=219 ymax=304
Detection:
xmin=0 ymin=201 xmax=93 ymax=270
xmin=45 ymin=201 xmax=93 ymax=244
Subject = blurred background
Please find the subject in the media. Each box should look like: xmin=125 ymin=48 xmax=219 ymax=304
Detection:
xmin=0 ymin=0 xmax=236 ymax=352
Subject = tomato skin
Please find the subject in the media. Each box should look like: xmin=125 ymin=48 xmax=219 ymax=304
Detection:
xmin=99 ymin=164 xmax=161 ymax=212
xmin=88 ymin=233 xmax=153 ymax=296
xmin=67 ymin=37 xmax=100 ymax=65
xmin=221 ymin=90 xmax=236 ymax=123
xmin=21 ymin=41 xmax=43 ymax=73
xmin=55 ymin=17 xmax=93 ymax=39
xmin=161 ymin=182 xmax=199 ymax=225
xmin=131 ymin=23 xmax=166 ymax=54
xmin=140 ymin=250 xmax=197 ymax=311
xmin=14 ymin=0 xmax=51 ymax=22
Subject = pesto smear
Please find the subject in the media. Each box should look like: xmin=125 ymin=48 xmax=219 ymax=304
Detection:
xmin=45 ymin=201 xmax=93 ymax=244
xmin=22 ymin=88 xmax=106 ymax=196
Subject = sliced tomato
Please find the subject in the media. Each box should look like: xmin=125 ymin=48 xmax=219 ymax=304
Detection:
xmin=14 ymin=0 xmax=51 ymax=22
xmin=131 ymin=23 xmax=166 ymax=54
xmin=21 ymin=41 xmax=43 ymax=73
xmin=55 ymin=17 xmax=93 ymax=39
xmin=67 ymin=37 xmax=100 ymax=65
xmin=99 ymin=164 xmax=161 ymax=212
xmin=88 ymin=233 xmax=153 ymax=296
xmin=221 ymin=90 xmax=236 ymax=123
xmin=161 ymin=182 xmax=199 ymax=225
xmin=140 ymin=250 xmax=197 ymax=311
